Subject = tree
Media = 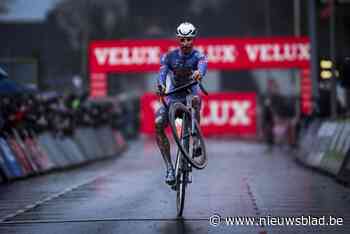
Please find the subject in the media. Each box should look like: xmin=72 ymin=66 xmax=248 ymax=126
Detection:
xmin=0 ymin=0 xmax=12 ymax=15
xmin=51 ymin=0 xmax=129 ymax=79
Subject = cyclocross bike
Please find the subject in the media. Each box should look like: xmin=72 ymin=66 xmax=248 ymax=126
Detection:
xmin=159 ymin=77 xmax=208 ymax=217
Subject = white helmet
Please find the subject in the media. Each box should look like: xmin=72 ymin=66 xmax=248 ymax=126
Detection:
xmin=176 ymin=22 xmax=197 ymax=37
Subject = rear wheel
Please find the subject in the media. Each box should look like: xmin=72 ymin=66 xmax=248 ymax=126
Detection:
xmin=169 ymin=102 xmax=208 ymax=170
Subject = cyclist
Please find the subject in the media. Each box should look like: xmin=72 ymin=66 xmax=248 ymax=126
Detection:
xmin=155 ymin=22 xmax=208 ymax=186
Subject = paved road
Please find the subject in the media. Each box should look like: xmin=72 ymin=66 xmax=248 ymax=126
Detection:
xmin=0 ymin=139 xmax=349 ymax=234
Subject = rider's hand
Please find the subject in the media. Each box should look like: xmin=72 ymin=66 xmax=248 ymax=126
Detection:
xmin=157 ymin=84 xmax=166 ymax=96
xmin=193 ymin=70 xmax=202 ymax=81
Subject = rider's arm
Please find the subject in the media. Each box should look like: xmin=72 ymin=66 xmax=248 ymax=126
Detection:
xmin=197 ymin=53 xmax=208 ymax=78
xmin=158 ymin=54 xmax=170 ymax=87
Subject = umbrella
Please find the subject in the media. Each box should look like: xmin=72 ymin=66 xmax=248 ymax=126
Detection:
xmin=0 ymin=67 xmax=37 ymax=95
xmin=0 ymin=78 xmax=27 ymax=95
xmin=0 ymin=67 xmax=8 ymax=78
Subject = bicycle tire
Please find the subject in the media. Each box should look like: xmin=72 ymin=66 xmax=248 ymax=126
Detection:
xmin=169 ymin=102 xmax=208 ymax=170
xmin=176 ymin=164 xmax=186 ymax=217
xmin=175 ymin=126 xmax=186 ymax=217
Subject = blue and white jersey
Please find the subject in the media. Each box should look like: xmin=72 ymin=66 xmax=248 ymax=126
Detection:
xmin=158 ymin=48 xmax=207 ymax=100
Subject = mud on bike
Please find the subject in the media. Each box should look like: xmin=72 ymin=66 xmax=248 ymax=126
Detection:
xmin=159 ymin=78 xmax=208 ymax=217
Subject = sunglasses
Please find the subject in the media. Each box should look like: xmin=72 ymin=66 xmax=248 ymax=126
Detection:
xmin=179 ymin=38 xmax=193 ymax=43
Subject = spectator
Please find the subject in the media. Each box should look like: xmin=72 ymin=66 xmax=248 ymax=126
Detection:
xmin=263 ymin=97 xmax=274 ymax=150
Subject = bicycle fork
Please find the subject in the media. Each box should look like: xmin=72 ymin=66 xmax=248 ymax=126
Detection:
xmin=181 ymin=112 xmax=192 ymax=184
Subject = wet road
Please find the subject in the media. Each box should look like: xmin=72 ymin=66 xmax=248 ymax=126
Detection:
xmin=0 ymin=139 xmax=349 ymax=234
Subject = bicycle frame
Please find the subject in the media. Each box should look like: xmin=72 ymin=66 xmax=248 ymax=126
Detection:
xmin=175 ymin=110 xmax=192 ymax=185
xmin=157 ymin=77 xmax=208 ymax=216
xmin=174 ymin=111 xmax=191 ymax=216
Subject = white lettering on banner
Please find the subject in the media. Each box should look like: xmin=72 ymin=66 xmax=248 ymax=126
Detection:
xmin=201 ymin=101 xmax=230 ymax=126
xmin=131 ymin=47 xmax=146 ymax=64
xmin=298 ymin=43 xmax=310 ymax=60
xmin=149 ymin=99 xmax=252 ymax=127
xmin=95 ymin=48 xmax=109 ymax=65
xmin=245 ymin=43 xmax=310 ymax=63
xmin=94 ymin=47 xmax=161 ymax=65
xmin=207 ymin=45 xmax=236 ymax=63
xmin=201 ymin=100 xmax=251 ymax=126
xmin=283 ymin=44 xmax=298 ymax=61
xmin=109 ymin=48 xmax=120 ymax=65
xmin=170 ymin=45 xmax=236 ymax=63
xmin=245 ymin=45 xmax=259 ymax=62
xmin=222 ymin=46 xmax=236 ymax=62
xmin=200 ymin=45 xmax=236 ymax=63
xmin=230 ymin=101 xmax=251 ymax=125
xmin=147 ymin=47 xmax=161 ymax=64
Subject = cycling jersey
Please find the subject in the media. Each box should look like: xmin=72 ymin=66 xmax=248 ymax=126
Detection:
xmin=158 ymin=48 xmax=207 ymax=100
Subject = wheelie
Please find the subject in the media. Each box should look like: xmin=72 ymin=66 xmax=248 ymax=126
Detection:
xmin=155 ymin=22 xmax=208 ymax=216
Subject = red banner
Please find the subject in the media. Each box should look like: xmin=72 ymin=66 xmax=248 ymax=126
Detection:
xmin=90 ymin=73 xmax=107 ymax=97
xmin=140 ymin=93 xmax=257 ymax=136
xmin=90 ymin=37 xmax=310 ymax=73
xmin=300 ymin=68 xmax=313 ymax=115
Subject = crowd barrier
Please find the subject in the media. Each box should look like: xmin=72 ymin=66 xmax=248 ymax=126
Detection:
xmin=0 ymin=126 xmax=127 ymax=182
xmin=297 ymin=119 xmax=350 ymax=184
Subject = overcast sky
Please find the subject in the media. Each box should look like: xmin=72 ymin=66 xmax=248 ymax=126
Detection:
xmin=0 ymin=0 xmax=60 ymax=22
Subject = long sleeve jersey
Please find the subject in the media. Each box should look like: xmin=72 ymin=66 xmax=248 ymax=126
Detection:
xmin=158 ymin=48 xmax=207 ymax=99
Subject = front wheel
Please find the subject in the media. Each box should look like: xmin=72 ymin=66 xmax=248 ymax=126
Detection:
xmin=169 ymin=102 xmax=208 ymax=170
xmin=176 ymin=165 xmax=186 ymax=217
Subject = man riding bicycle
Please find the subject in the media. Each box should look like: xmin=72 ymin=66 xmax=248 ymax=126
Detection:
xmin=155 ymin=22 xmax=208 ymax=186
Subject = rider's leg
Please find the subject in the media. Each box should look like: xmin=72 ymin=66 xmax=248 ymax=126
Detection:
xmin=155 ymin=106 xmax=175 ymax=184
xmin=191 ymin=95 xmax=201 ymax=123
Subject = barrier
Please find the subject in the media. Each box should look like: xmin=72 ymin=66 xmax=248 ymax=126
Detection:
xmin=95 ymin=127 xmax=118 ymax=156
xmin=55 ymin=137 xmax=77 ymax=165
xmin=296 ymin=120 xmax=322 ymax=167
xmin=12 ymin=130 xmax=39 ymax=174
xmin=337 ymin=150 xmax=350 ymax=184
xmin=52 ymin=135 xmax=72 ymax=167
xmin=73 ymin=128 xmax=97 ymax=161
xmin=309 ymin=121 xmax=338 ymax=168
xmin=297 ymin=119 xmax=350 ymax=185
xmin=319 ymin=121 xmax=350 ymax=175
xmin=0 ymin=137 xmax=23 ymax=179
xmin=87 ymin=128 xmax=105 ymax=159
xmin=38 ymin=133 xmax=60 ymax=169
xmin=6 ymin=135 xmax=32 ymax=176
xmin=113 ymin=130 xmax=127 ymax=153
xmin=0 ymin=125 xmax=126 ymax=183
xmin=63 ymin=137 xmax=86 ymax=164
xmin=0 ymin=141 xmax=19 ymax=179
xmin=29 ymin=133 xmax=55 ymax=171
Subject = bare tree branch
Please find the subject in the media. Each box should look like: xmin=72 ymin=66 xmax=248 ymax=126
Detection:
xmin=0 ymin=0 xmax=13 ymax=15
xmin=52 ymin=0 xmax=128 ymax=49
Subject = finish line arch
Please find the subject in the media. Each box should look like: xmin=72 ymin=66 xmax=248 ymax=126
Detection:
xmin=89 ymin=36 xmax=311 ymax=114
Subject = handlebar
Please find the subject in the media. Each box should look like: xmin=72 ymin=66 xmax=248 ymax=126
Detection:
xmin=160 ymin=79 xmax=208 ymax=97
xmin=158 ymin=78 xmax=208 ymax=109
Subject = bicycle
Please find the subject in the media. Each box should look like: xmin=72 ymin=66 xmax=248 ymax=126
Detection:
xmin=159 ymin=78 xmax=208 ymax=217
